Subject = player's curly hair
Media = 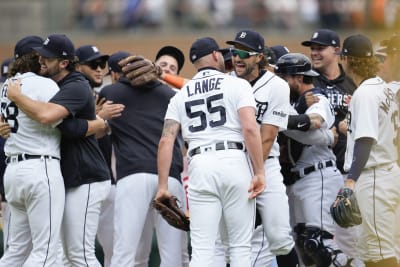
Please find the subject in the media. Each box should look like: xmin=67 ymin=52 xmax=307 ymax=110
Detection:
xmin=346 ymin=56 xmax=380 ymax=79
xmin=9 ymin=53 xmax=41 ymax=77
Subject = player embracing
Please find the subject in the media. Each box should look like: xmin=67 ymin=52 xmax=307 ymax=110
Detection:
xmin=340 ymin=34 xmax=400 ymax=267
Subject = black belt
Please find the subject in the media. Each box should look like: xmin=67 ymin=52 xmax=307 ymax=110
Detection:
xmin=6 ymin=154 xmax=60 ymax=164
xmin=291 ymin=160 xmax=335 ymax=179
xmin=188 ymin=141 xmax=244 ymax=157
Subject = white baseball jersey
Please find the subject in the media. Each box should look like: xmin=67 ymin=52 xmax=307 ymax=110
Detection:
xmin=344 ymin=77 xmax=398 ymax=170
xmin=166 ymin=68 xmax=256 ymax=150
xmin=252 ymin=71 xmax=290 ymax=157
xmin=295 ymin=93 xmax=336 ymax=168
xmin=0 ymin=72 xmax=61 ymax=157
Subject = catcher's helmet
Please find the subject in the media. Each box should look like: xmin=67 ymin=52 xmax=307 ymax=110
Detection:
xmin=274 ymin=53 xmax=319 ymax=77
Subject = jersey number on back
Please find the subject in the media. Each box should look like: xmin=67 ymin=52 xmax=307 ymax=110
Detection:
xmin=185 ymin=93 xmax=226 ymax=133
xmin=0 ymin=83 xmax=19 ymax=133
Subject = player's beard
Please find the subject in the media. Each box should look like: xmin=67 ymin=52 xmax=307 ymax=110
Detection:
xmin=41 ymin=64 xmax=62 ymax=79
xmin=89 ymin=79 xmax=103 ymax=88
xmin=234 ymin=62 xmax=256 ymax=80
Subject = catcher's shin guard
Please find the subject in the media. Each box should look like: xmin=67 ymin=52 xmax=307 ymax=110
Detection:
xmin=294 ymin=223 xmax=315 ymax=266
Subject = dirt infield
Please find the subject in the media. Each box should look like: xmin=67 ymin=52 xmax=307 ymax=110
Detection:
xmin=0 ymin=29 xmax=393 ymax=78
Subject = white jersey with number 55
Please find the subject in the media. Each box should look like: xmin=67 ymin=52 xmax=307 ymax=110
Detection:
xmin=165 ymin=68 xmax=256 ymax=150
xmin=344 ymin=77 xmax=398 ymax=170
xmin=0 ymin=72 xmax=61 ymax=157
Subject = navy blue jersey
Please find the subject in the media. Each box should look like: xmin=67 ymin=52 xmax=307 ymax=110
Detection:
xmin=99 ymin=78 xmax=183 ymax=181
xmin=50 ymin=71 xmax=110 ymax=188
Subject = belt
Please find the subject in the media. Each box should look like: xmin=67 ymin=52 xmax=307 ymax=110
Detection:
xmin=291 ymin=160 xmax=335 ymax=179
xmin=188 ymin=141 xmax=245 ymax=157
xmin=6 ymin=154 xmax=60 ymax=164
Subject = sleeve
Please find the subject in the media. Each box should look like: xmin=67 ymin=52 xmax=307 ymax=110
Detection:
xmin=50 ymin=82 xmax=91 ymax=117
xmin=57 ymin=118 xmax=88 ymax=139
xmin=351 ymin=88 xmax=379 ymax=142
xmin=306 ymin=95 xmax=335 ymax=128
xmin=235 ymin=79 xmax=256 ymax=110
xmin=284 ymin=128 xmax=334 ymax=145
xmin=165 ymin=93 xmax=181 ymax=123
xmin=261 ymin=78 xmax=290 ymax=131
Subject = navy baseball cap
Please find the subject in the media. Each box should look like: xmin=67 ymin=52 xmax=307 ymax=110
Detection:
xmin=156 ymin=46 xmax=185 ymax=74
xmin=108 ymin=51 xmax=131 ymax=73
xmin=0 ymin=57 xmax=13 ymax=83
xmin=269 ymin=45 xmax=290 ymax=64
xmin=14 ymin=35 xmax=44 ymax=59
xmin=76 ymin=45 xmax=109 ymax=63
xmin=302 ymin=29 xmax=340 ymax=47
xmin=190 ymin=37 xmax=222 ymax=63
xmin=340 ymin=34 xmax=373 ymax=58
xmin=34 ymin=34 xmax=75 ymax=60
xmin=226 ymin=30 xmax=265 ymax=53
xmin=378 ymin=35 xmax=400 ymax=54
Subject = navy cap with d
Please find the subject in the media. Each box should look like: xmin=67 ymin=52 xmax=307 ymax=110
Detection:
xmin=76 ymin=45 xmax=109 ymax=63
xmin=341 ymin=34 xmax=373 ymax=58
xmin=34 ymin=34 xmax=75 ymax=60
xmin=156 ymin=46 xmax=185 ymax=74
xmin=14 ymin=35 xmax=44 ymax=59
xmin=302 ymin=29 xmax=340 ymax=47
xmin=108 ymin=51 xmax=131 ymax=73
xmin=378 ymin=35 xmax=400 ymax=54
xmin=190 ymin=37 xmax=221 ymax=63
xmin=226 ymin=30 xmax=264 ymax=52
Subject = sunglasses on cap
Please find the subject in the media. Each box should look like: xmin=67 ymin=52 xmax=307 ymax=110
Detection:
xmin=85 ymin=60 xmax=107 ymax=70
xmin=230 ymin=48 xmax=260 ymax=59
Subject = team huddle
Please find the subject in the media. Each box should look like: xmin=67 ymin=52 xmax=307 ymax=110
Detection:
xmin=0 ymin=28 xmax=399 ymax=267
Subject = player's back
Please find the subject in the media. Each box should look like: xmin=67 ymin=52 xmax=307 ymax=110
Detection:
xmin=0 ymin=72 xmax=61 ymax=157
xmin=345 ymin=77 xmax=398 ymax=170
xmin=169 ymin=68 xmax=255 ymax=150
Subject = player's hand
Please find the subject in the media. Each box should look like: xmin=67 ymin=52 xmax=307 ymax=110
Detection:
xmin=308 ymin=113 xmax=323 ymax=129
xmin=6 ymin=78 xmax=22 ymax=102
xmin=338 ymin=119 xmax=348 ymax=136
xmin=248 ymin=173 xmax=266 ymax=199
xmin=96 ymin=96 xmax=106 ymax=114
xmin=154 ymin=189 xmax=172 ymax=202
xmin=305 ymin=92 xmax=319 ymax=107
xmin=344 ymin=178 xmax=356 ymax=190
xmin=97 ymin=100 xmax=125 ymax=120
xmin=0 ymin=121 xmax=11 ymax=139
xmin=344 ymin=95 xmax=352 ymax=105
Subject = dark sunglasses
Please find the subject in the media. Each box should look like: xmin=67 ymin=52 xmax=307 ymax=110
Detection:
xmin=85 ymin=60 xmax=107 ymax=70
xmin=230 ymin=48 xmax=259 ymax=59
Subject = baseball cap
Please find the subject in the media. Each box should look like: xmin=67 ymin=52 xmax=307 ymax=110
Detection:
xmin=76 ymin=45 xmax=109 ymax=63
xmin=301 ymin=29 xmax=340 ymax=47
xmin=378 ymin=35 xmax=400 ymax=54
xmin=226 ymin=30 xmax=265 ymax=53
xmin=269 ymin=45 xmax=290 ymax=64
xmin=340 ymin=34 xmax=373 ymax=58
xmin=14 ymin=35 xmax=44 ymax=59
xmin=0 ymin=57 xmax=13 ymax=83
xmin=34 ymin=34 xmax=75 ymax=60
xmin=156 ymin=46 xmax=185 ymax=74
xmin=108 ymin=51 xmax=131 ymax=73
xmin=189 ymin=37 xmax=222 ymax=63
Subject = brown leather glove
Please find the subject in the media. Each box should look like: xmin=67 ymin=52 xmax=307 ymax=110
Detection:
xmin=119 ymin=55 xmax=162 ymax=87
xmin=152 ymin=195 xmax=190 ymax=231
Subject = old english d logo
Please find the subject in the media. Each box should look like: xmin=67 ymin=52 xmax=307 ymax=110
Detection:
xmin=239 ymin=32 xmax=247 ymax=39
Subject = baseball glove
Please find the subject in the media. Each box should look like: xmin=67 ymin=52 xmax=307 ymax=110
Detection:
xmin=152 ymin=195 xmax=190 ymax=232
xmin=119 ymin=55 xmax=162 ymax=87
xmin=330 ymin=188 xmax=362 ymax=228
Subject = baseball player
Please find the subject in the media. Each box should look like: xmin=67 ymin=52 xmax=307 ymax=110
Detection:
xmin=340 ymin=34 xmax=400 ymax=267
xmin=0 ymin=36 xmax=64 ymax=266
xmin=98 ymin=49 xmax=186 ymax=266
xmin=274 ymin=53 xmax=352 ymax=267
xmin=226 ymin=29 xmax=298 ymax=267
xmin=301 ymin=29 xmax=362 ymax=266
xmin=5 ymin=34 xmax=111 ymax=266
xmin=155 ymin=37 xmax=265 ymax=267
